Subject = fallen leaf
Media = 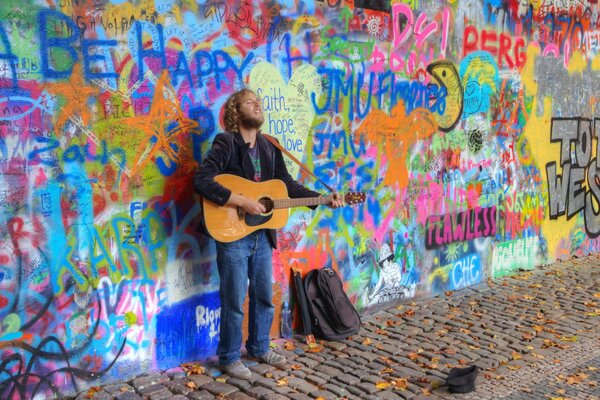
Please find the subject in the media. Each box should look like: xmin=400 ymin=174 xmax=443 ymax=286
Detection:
xmin=421 ymin=388 xmax=431 ymax=395
xmin=375 ymin=381 xmax=391 ymax=390
xmin=291 ymin=364 xmax=302 ymax=370
xmin=588 ymin=366 xmax=598 ymax=371
xmin=277 ymin=378 xmax=289 ymax=386
xmin=283 ymin=341 xmax=295 ymax=351
xmin=362 ymin=337 xmax=373 ymax=345
xmin=307 ymin=343 xmax=324 ymax=353
xmin=393 ymin=378 xmax=408 ymax=390
xmin=559 ymin=336 xmax=578 ymax=342
xmin=511 ymin=352 xmax=522 ymax=360
xmin=380 ymin=367 xmax=394 ymax=374
xmin=216 ymin=377 xmax=227 ymax=383
xmin=445 ymin=290 xmax=453 ymax=296
xmin=593 ymin=293 xmax=600 ymax=298
xmin=507 ymin=365 xmax=521 ymax=371
xmin=532 ymin=325 xmax=544 ymax=332
xmin=265 ymin=373 xmax=273 ymax=378
xmin=186 ymin=381 xmax=198 ymax=389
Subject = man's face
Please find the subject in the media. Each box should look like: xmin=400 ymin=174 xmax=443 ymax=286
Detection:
xmin=239 ymin=92 xmax=264 ymax=129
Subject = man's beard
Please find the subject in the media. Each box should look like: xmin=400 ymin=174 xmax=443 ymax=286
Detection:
xmin=239 ymin=110 xmax=264 ymax=129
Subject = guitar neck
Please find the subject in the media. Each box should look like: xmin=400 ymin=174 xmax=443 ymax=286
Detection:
xmin=273 ymin=195 xmax=334 ymax=209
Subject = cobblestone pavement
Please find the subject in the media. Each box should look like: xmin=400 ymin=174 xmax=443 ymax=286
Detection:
xmin=70 ymin=256 xmax=600 ymax=400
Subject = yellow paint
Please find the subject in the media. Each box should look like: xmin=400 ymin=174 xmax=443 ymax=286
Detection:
xmin=249 ymin=62 xmax=322 ymax=179
xmin=521 ymin=44 xmax=576 ymax=261
xmin=567 ymin=50 xmax=587 ymax=75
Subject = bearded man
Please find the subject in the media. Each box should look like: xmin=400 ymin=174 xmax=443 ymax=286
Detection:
xmin=194 ymin=88 xmax=343 ymax=379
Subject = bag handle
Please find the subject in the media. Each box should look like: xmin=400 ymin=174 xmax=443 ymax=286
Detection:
xmin=262 ymin=133 xmax=334 ymax=193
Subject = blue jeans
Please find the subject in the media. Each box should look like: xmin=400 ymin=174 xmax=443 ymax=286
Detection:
xmin=216 ymin=230 xmax=274 ymax=366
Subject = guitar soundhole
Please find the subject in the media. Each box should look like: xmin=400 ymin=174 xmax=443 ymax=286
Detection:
xmin=259 ymin=197 xmax=274 ymax=213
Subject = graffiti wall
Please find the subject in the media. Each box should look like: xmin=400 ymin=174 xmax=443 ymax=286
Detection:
xmin=0 ymin=0 xmax=599 ymax=397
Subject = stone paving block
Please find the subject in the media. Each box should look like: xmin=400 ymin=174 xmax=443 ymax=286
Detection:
xmin=227 ymin=392 xmax=255 ymax=400
xmin=114 ymin=392 xmax=144 ymax=400
xmin=323 ymin=341 xmax=347 ymax=351
xmin=298 ymin=357 xmax=319 ymax=369
xmin=323 ymin=383 xmax=351 ymax=397
xmin=355 ymin=381 xmax=378 ymax=395
xmin=246 ymin=386 xmax=276 ymax=399
xmin=201 ymin=380 xmax=238 ymax=396
xmin=131 ymin=374 xmax=170 ymax=390
xmin=262 ymin=393 xmax=292 ymax=400
xmin=226 ymin=377 xmax=253 ymax=391
xmin=137 ymin=383 xmax=169 ymax=397
xmin=344 ymin=385 xmax=367 ymax=397
xmin=287 ymin=393 xmax=312 ymax=400
xmin=304 ymin=374 xmax=327 ymax=387
xmin=103 ymin=383 xmax=134 ymax=394
xmin=249 ymin=363 xmax=276 ymax=375
xmin=289 ymin=369 xmax=306 ymax=379
xmin=314 ymin=364 xmax=341 ymax=377
xmin=75 ymin=391 xmax=112 ymax=400
xmin=286 ymin=376 xmax=319 ymax=394
xmin=187 ymin=374 xmax=213 ymax=388
xmin=309 ymin=389 xmax=337 ymax=399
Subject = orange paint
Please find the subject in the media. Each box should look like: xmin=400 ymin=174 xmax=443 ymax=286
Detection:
xmin=45 ymin=64 xmax=100 ymax=135
xmin=120 ymin=70 xmax=199 ymax=176
xmin=357 ymin=102 xmax=437 ymax=188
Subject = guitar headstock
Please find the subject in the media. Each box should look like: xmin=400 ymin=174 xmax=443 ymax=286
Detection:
xmin=344 ymin=192 xmax=366 ymax=205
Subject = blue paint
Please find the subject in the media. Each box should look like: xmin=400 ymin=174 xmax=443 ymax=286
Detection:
xmin=0 ymin=23 xmax=18 ymax=90
xmin=38 ymin=9 xmax=79 ymax=79
xmin=82 ymin=39 xmax=119 ymax=81
xmin=155 ymin=291 xmax=220 ymax=369
xmin=134 ymin=21 xmax=167 ymax=78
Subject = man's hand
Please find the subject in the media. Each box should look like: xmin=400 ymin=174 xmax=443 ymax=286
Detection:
xmin=228 ymin=193 xmax=266 ymax=215
xmin=242 ymin=198 xmax=267 ymax=215
xmin=328 ymin=193 xmax=344 ymax=209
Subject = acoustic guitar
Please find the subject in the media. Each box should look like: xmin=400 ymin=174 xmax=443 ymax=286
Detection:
xmin=203 ymin=174 xmax=366 ymax=242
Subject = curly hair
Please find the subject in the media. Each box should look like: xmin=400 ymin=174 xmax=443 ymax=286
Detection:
xmin=223 ymin=88 xmax=255 ymax=133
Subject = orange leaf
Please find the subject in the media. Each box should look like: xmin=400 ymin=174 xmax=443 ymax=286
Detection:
xmin=291 ymin=364 xmax=302 ymax=370
xmin=284 ymin=341 xmax=296 ymax=351
xmin=277 ymin=378 xmax=289 ymax=386
xmin=362 ymin=337 xmax=373 ymax=345
xmin=186 ymin=381 xmax=198 ymax=389
xmin=393 ymin=378 xmax=408 ymax=390
xmin=375 ymin=381 xmax=391 ymax=390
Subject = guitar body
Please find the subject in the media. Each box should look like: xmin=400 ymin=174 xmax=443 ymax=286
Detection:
xmin=203 ymin=174 xmax=290 ymax=242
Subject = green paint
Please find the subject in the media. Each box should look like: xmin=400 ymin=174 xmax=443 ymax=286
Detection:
xmin=124 ymin=311 xmax=137 ymax=326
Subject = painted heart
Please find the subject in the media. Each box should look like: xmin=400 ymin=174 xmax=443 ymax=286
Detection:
xmin=249 ymin=62 xmax=322 ymax=179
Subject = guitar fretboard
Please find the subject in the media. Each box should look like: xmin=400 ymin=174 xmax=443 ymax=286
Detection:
xmin=273 ymin=195 xmax=333 ymax=209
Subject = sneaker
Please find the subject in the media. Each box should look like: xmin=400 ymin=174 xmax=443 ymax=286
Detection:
xmin=254 ymin=351 xmax=286 ymax=367
xmin=221 ymin=360 xmax=252 ymax=379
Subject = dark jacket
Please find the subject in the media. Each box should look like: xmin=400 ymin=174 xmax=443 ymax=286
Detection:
xmin=194 ymin=131 xmax=320 ymax=248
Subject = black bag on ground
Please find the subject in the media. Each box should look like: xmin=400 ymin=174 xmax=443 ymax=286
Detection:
xmin=446 ymin=365 xmax=478 ymax=393
xmin=303 ymin=267 xmax=361 ymax=341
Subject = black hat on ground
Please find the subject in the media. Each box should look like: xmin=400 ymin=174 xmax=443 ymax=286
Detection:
xmin=446 ymin=365 xmax=478 ymax=393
